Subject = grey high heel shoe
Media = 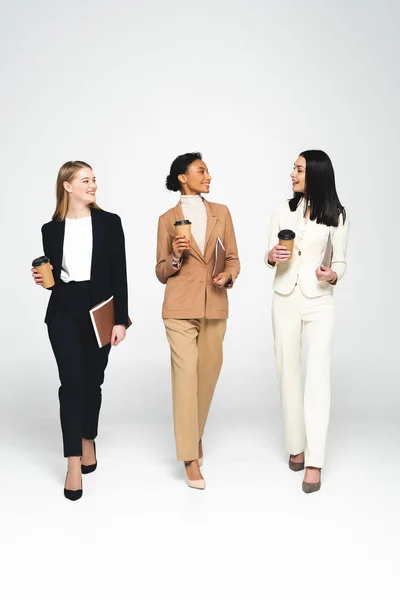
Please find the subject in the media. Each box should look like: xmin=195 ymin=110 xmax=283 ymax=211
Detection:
xmin=289 ymin=453 xmax=305 ymax=472
xmin=302 ymin=468 xmax=321 ymax=494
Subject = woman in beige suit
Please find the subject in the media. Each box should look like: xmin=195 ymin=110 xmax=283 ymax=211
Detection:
xmin=265 ymin=150 xmax=349 ymax=493
xmin=156 ymin=152 xmax=240 ymax=489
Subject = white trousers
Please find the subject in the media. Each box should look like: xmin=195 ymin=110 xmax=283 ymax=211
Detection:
xmin=272 ymin=286 xmax=335 ymax=468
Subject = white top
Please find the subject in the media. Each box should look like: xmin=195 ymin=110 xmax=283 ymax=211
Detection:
xmin=60 ymin=216 xmax=93 ymax=283
xmin=180 ymin=194 xmax=207 ymax=254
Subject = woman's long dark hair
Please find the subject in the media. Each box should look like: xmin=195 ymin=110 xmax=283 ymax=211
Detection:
xmin=289 ymin=150 xmax=346 ymax=227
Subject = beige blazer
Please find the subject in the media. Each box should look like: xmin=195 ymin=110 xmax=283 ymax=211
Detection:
xmin=265 ymin=199 xmax=349 ymax=297
xmin=156 ymin=199 xmax=240 ymax=319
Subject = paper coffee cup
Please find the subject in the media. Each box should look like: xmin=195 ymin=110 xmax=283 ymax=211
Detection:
xmin=174 ymin=219 xmax=192 ymax=239
xmin=32 ymin=256 xmax=55 ymax=288
xmin=278 ymin=229 xmax=296 ymax=258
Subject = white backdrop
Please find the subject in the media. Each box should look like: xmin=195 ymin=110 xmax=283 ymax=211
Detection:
xmin=1 ymin=1 xmax=399 ymax=598
xmin=2 ymin=0 xmax=398 ymax=417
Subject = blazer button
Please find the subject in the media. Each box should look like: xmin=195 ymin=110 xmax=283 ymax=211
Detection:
xmin=298 ymin=250 xmax=302 ymax=256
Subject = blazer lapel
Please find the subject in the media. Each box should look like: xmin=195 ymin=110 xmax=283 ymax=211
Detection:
xmin=296 ymin=199 xmax=329 ymax=250
xmin=203 ymin=199 xmax=218 ymax=256
xmin=174 ymin=202 xmax=204 ymax=262
xmin=293 ymin=200 xmax=306 ymax=250
xmin=90 ymin=207 xmax=107 ymax=276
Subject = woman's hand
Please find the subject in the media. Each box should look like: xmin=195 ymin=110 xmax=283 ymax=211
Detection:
xmin=316 ymin=264 xmax=337 ymax=284
xmin=172 ymin=235 xmax=191 ymax=259
xmin=31 ymin=265 xmax=53 ymax=286
xmin=111 ymin=325 xmax=126 ymax=347
xmin=268 ymin=245 xmax=291 ymax=265
xmin=213 ymin=272 xmax=231 ymax=288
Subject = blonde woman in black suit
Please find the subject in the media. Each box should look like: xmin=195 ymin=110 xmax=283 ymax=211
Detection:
xmin=32 ymin=161 xmax=129 ymax=501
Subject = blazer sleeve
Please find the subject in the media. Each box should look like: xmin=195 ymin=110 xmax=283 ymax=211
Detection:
xmin=330 ymin=212 xmax=349 ymax=282
xmin=224 ymin=207 xmax=240 ymax=282
xmin=156 ymin=216 xmax=181 ymax=284
xmin=111 ymin=215 xmax=129 ymax=326
xmin=41 ymin=223 xmax=55 ymax=291
xmin=41 ymin=224 xmax=51 ymax=261
xmin=264 ymin=202 xmax=281 ymax=269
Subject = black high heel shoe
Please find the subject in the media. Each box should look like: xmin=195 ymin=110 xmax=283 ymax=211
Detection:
xmin=64 ymin=472 xmax=83 ymax=501
xmin=81 ymin=440 xmax=97 ymax=474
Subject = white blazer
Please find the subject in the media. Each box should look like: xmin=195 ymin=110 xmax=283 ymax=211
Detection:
xmin=265 ymin=198 xmax=349 ymax=298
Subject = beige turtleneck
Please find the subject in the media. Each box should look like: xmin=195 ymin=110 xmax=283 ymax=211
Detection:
xmin=180 ymin=194 xmax=207 ymax=255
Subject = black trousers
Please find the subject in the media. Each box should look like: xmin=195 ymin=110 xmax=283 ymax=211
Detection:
xmin=47 ymin=281 xmax=111 ymax=457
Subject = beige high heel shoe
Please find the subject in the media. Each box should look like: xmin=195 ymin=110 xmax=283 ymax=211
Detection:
xmin=184 ymin=460 xmax=206 ymax=490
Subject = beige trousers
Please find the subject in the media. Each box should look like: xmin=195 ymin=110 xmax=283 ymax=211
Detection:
xmin=272 ymin=286 xmax=335 ymax=468
xmin=164 ymin=318 xmax=227 ymax=461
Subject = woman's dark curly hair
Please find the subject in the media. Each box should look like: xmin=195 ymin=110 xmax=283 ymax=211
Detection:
xmin=165 ymin=152 xmax=203 ymax=192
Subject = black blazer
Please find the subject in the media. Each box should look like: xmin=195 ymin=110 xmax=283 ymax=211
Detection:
xmin=41 ymin=207 xmax=129 ymax=326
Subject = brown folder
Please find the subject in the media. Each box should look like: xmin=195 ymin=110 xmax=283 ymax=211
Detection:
xmin=89 ymin=296 xmax=132 ymax=348
xmin=212 ymin=236 xmax=226 ymax=277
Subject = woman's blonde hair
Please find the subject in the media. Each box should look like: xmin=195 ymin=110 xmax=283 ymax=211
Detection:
xmin=53 ymin=160 xmax=101 ymax=221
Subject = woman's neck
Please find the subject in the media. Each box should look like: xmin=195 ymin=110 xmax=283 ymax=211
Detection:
xmin=180 ymin=184 xmax=203 ymax=196
xmin=66 ymin=200 xmax=91 ymax=219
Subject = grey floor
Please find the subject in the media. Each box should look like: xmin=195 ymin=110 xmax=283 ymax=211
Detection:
xmin=1 ymin=362 xmax=398 ymax=600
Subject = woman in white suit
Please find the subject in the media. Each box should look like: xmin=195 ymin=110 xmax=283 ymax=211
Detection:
xmin=265 ymin=150 xmax=349 ymax=493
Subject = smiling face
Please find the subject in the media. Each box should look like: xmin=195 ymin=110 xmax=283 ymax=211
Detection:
xmin=178 ymin=159 xmax=212 ymax=195
xmin=64 ymin=168 xmax=97 ymax=205
xmin=291 ymin=156 xmax=306 ymax=195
